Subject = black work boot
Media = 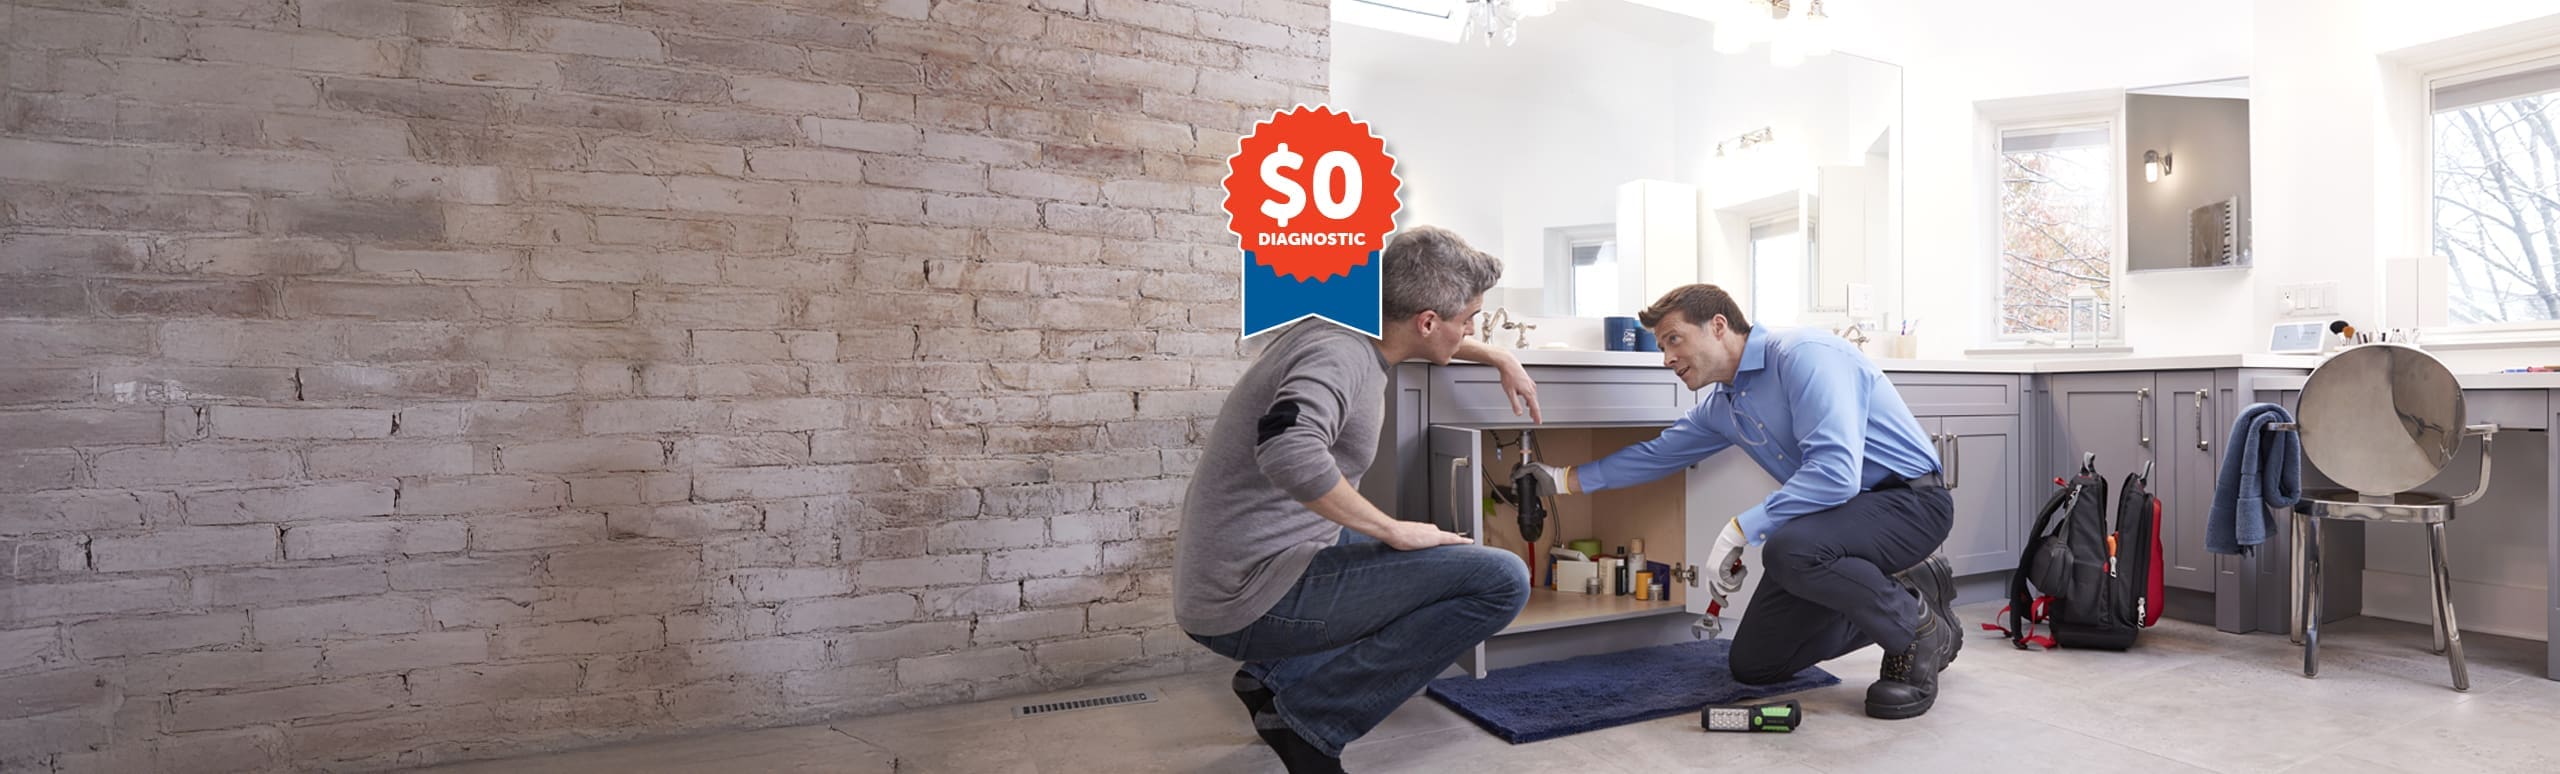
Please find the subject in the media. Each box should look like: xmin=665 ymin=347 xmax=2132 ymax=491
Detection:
xmin=1893 ymin=553 xmax=1961 ymax=666
xmin=1864 ymin=600 xmax=1958 ymax=720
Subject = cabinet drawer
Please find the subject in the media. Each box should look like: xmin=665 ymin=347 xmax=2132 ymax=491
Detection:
xmin=2464 ymin=390 xmax=2548 ymax=431
xmin=1429 ymin=364 xmax=1692 ymax=425
xmin=1888 ymin=372 xmax=2025 ymax=417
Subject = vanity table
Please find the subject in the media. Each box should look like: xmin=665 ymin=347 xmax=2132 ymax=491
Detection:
xmin=2248 ymin=372 xmax=2560 ymax=680
xmin=1361 ymin=347 xmax=2320 ymax=678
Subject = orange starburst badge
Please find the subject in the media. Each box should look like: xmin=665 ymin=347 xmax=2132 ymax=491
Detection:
xmin=1224 ymin=106 xmax=1402 ymax=337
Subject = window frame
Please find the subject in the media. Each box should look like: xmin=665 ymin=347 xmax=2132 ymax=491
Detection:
xmin=2414 ymin=50 xmax=2560 ymax=337
xmin=1981 ymin=100 xmax=2129 ymax=347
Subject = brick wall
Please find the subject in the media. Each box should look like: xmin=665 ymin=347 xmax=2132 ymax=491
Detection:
xmin=0 ymin=1 xmax=1324 ymax=770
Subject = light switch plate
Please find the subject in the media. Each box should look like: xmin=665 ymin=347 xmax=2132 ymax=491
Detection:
xmin=1846 ymin=283 xmax=1875 ymax=318
xmin=2279 ymin=281 xmax=2339 ymax=317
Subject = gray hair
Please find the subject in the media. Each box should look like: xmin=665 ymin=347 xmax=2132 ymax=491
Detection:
xmin=1381 ymin=225 xmax=1503 ymax=321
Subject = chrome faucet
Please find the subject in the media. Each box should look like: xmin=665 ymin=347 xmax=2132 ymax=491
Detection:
xmin=1503 ymin=317 xmax=1537 ymax=349
xmin=1834 ymin=322 xmax=1870 ymax=348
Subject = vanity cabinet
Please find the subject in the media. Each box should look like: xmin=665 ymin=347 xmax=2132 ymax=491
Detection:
xmin=2039 ymin=369 xmax=2309 ymax=598
xmin=1371 ymin=356 xmax=2312 ymax=673
xmin=1888 ymin=373 xmax=2033 ymax=577
xmin=1369 ymin=360 xmax=2036 ymax=676
xmin=1379 ymin=362 xmax=1706 ymax=678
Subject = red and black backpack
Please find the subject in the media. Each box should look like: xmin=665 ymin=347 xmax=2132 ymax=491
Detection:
xmin=1990 ymin=455 xmax=2164 ymax=650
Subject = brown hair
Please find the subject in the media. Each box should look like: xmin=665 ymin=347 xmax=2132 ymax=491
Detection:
xmin=1638 ymin=284 xmax=1753 ymax=334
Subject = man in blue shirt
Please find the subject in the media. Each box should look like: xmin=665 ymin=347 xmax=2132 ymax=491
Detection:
xmin=1529 ymin=284 xmax=1960 ymax=719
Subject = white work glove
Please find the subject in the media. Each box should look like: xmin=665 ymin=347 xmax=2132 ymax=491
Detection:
xmin=1709 ymin=520 xmax=1749 ymax=595
xmin=1524 ymin=462 xmax=1575 ymax=495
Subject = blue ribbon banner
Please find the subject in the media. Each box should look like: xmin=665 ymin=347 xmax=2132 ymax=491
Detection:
xmin=1241 ymin=250 xmax=1382 ymax=340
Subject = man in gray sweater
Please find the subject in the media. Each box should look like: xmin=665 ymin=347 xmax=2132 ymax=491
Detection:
xmin=1176 ymin=226 xmax=1540 ymax=773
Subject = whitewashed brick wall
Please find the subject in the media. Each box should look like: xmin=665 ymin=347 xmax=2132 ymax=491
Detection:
xmin=0 ymin=0 xmax=1325 ymax=770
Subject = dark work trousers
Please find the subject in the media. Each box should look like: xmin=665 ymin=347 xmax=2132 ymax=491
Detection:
xmin=1729 ymin=478 xmax=1956 ymax=685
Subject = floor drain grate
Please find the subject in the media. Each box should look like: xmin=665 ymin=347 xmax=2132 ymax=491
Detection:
xmin=1014 ymin=690 xmax=1158 ymax=718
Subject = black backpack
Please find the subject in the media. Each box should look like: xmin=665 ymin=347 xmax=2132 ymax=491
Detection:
xmin=1990 ymin=455 xmax=2161 ymax=650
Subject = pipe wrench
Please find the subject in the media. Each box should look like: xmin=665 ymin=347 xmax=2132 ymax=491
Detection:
xmin=1689 ymin=552 xmax=1746 ymax=640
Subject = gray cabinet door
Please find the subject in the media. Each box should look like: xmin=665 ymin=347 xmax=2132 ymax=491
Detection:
xmin=1427 ymin=426 xmax=1485 ymax=538
xmin=2045 ymin=372 xmax=2159 ymax=488
xmin=2156 ymin=371 xmax=2217 ymax=592
xmin=1940 ymin=414 xmax=2024 ymax=576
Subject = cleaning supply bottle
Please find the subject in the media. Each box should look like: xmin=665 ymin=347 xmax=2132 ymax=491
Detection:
xmin=1614 ymin=546 xmax=1631 ymax=596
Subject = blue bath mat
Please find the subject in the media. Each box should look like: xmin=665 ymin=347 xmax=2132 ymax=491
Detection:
xmin=1424 ymin=639 xmax=1839 ymax=744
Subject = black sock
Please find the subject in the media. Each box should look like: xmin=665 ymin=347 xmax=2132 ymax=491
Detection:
xmin=1253 ymin=712 xmax=1345 ymax=774
xmin=1232 ymin=669 xmax=1275 ymax=717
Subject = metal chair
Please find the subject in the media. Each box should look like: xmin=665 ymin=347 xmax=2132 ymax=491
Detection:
xmin=2282 ymin=343 xmax=2497 ymax=691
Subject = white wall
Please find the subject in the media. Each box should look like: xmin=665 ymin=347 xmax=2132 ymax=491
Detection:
xmin=1844 ymin=0 xmax=2555 ymax=637
xmin=1335 ymin=1 xmax=1901 ymax=334
xmin=1854 ymin=1 xmax=2255 ymax=356
xmin=1330 ymin=3 xmax=1685 ymax=293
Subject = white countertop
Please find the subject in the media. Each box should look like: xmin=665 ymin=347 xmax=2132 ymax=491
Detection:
xmin=1497 ymin=347 xmax=2325 ymax=374
xmin=2250 ymin=372 xmax=2560 ymax=390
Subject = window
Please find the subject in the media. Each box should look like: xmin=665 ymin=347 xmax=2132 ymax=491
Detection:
xmin=1750 ymin=219 xmax=1803 ymax=327
xmin=1567 ymin=239 xmax=1617 ymax=318
xmin=1995 ymin=123 xmax=2118 ymax=340
xmin=2431 ymin=60 xmax=2560 ymax=325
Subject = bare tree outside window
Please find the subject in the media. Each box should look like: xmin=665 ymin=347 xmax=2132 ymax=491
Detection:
xmin=2435 ymin=82 xmax=2560 ymax=324
xmin=1998 ymin=125 xmax=2116 ymax=338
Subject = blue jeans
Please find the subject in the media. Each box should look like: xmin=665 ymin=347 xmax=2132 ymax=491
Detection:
xmin=1188 ymin=530 xmax=1529 ymax=757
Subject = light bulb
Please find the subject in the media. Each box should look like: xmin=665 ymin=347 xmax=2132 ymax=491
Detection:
xmin=2145 ymin=160 xmax=2159 ymax=183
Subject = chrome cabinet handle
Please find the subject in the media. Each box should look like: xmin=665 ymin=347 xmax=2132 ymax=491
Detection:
xmin=2195 ymin=391 xmax=2211 ymax=451
xmin=1952 ymin=432 xmax=1963 ymax=490
xmin=2137 ymin=388 xmax=2151 ymax=448
xmin=1447 ymin=456 xmax=1471 ymax=537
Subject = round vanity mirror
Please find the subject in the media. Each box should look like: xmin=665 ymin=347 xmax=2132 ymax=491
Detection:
xmin=2295 ymin=344 xmax=2465 ymax=496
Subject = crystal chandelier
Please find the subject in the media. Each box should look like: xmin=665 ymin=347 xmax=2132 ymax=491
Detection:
xmin=1462 ymin=0 xmax=1567 ymax=46
xmin=1710 ymin=0 xmax=1832 ymax=66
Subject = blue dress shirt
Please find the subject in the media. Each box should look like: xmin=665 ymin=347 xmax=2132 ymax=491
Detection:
xmin=1576 ymin=327 xmax=1942 ymax=545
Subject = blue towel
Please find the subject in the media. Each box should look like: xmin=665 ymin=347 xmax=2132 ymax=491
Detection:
xmin=1423 ymin=638 xmax=1837 ymax=744
xmin=2208 ymin=403 xmax=2301 ymax=554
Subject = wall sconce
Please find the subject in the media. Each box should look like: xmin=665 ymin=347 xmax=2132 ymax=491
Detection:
xmin=1716 ymin=126 xmax=1776 ymax=157
xmin=2144 ymin=149 xmax=2172 ymax=182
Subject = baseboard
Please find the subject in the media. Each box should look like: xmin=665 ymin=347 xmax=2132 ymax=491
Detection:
xmin=2359 ymin=570 xmax=2549 ymax=642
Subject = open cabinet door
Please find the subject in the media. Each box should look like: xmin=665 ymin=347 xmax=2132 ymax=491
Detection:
xmin=1685 ymin=452 xmax=1782 ymax=625
xmin=1428 ymin=425 xmax=1487 ymax=677
xmin=1425 ymin=426 xmax=1483 ymax=539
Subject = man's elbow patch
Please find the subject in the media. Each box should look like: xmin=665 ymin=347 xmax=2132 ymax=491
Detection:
xmin=1257 ymin=401 xmax=1303 ymax=444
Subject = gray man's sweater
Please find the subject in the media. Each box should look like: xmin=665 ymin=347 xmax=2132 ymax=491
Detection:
xmin=1173 ymin=321 xmax=1390 ymax=636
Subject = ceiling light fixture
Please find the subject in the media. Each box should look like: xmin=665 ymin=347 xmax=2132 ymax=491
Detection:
xmin=1462 ymin=0 xmax=1570 ymax=46
xmin=1710 ymin=0 xmax=1834 ymax=67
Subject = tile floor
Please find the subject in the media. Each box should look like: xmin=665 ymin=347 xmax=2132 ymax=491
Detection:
xmin=417 ymin=601 xmax=2560 ymax=773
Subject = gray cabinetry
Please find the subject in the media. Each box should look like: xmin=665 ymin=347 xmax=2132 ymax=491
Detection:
xmin=1927 ymin=414 xmax=2024 ymax=576
xmin=1891 ymin=373 xmax=2032 ymax=577
xmin=2155 ymin=371 xmax=2218 ymax=593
